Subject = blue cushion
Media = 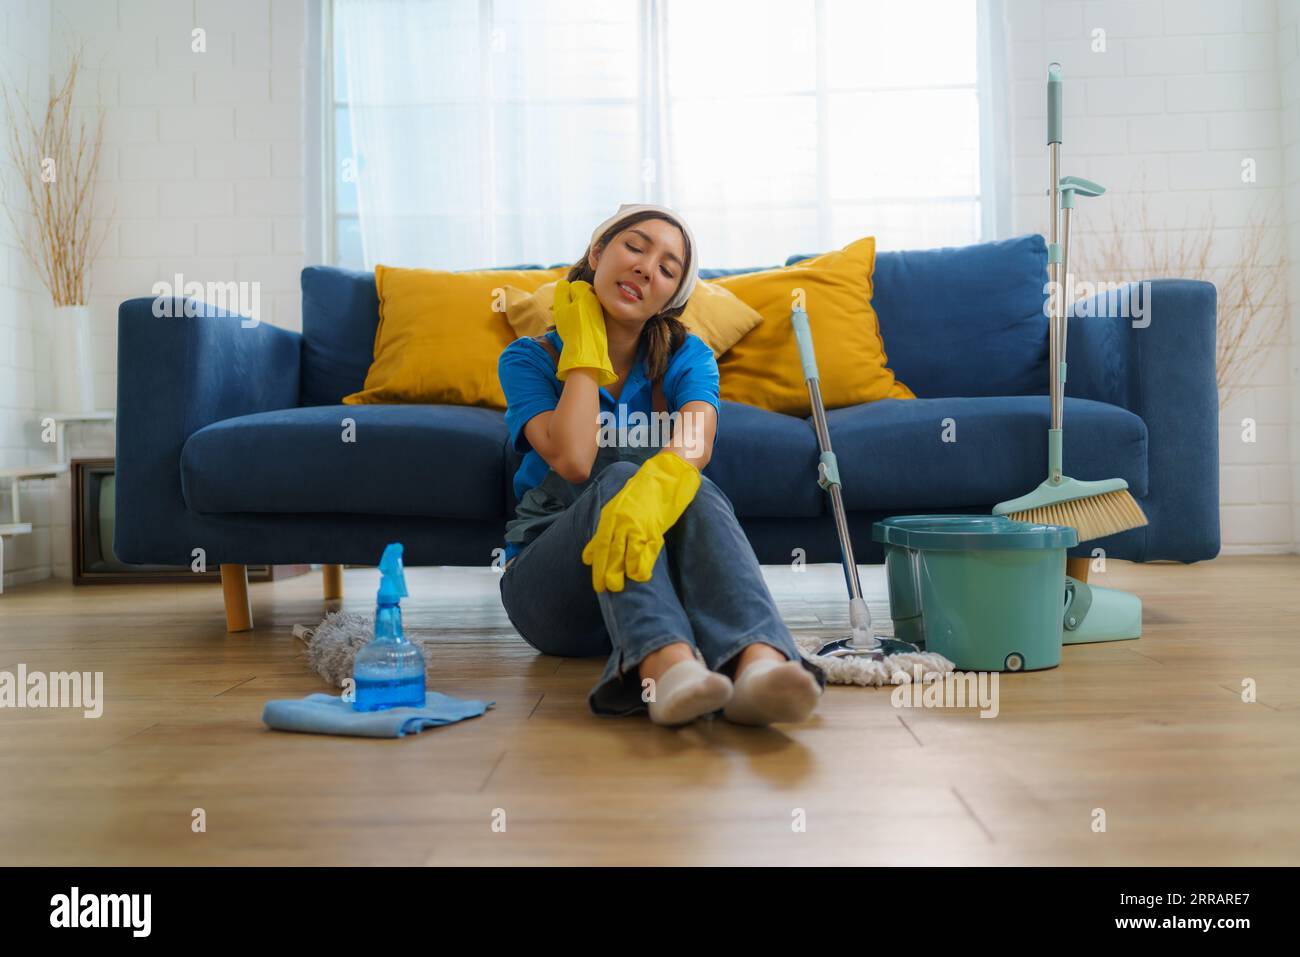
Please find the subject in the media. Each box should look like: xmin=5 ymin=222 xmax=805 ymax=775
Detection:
xmin=299 ymin=266 xmax=380 ymax=406
xmin=824 ymin=395 xmax=1147 ymax=511
xmin=786 ymin=234 xmax=1050 ymax=398
xmin=700 ymin=400 xmax=824 ymax=517
xmin=181 ymin=404 xmax=509 ymax=519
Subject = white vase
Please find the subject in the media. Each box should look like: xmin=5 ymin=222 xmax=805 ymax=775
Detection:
xmin=50 ymin=304 xmax=97 ymax=414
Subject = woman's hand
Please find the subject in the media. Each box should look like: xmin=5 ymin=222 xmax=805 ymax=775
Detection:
xmin=552 ymin=279 xmax=618 ymax=387
xmin=581 ymin=450 xmax=702 ymax=592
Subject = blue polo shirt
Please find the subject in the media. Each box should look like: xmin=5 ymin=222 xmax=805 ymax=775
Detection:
xmin=498 ymin=329 xmax=721 ymax=561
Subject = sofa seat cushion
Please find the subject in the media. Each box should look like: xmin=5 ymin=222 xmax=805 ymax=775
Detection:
xmin=701 ymin=400 xmax=825 ymax=518
xmin=825 ymin=396 xmax=1148 ymax=511
xmin=181 ymin=404 xmax=508 ymax=519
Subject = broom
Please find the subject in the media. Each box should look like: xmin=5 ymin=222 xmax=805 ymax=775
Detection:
xmin=994 ymin=63 xmax=1147 ymax=543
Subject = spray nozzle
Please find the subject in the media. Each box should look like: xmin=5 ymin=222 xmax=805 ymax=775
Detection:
xmin=376 ymin=542 xmax=408 ymax=604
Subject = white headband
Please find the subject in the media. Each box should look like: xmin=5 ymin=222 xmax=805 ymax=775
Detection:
xmin=588 ymin=203 xmax=699 ymax=312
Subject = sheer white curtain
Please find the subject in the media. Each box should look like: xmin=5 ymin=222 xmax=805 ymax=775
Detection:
xmin=332 ymin=0 xmax=1007 ymax=271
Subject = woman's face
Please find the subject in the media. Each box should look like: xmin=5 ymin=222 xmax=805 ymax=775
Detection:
xmin=589 ymin=218 xmax=687 ymax=324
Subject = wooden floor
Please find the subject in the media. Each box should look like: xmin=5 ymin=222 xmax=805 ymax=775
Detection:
xmin=0 ymin=556 xmax=1297 ymax=866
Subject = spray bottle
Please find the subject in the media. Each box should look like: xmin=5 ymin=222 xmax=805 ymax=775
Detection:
xmin=353 ymin=542 xmax=426 ymax=711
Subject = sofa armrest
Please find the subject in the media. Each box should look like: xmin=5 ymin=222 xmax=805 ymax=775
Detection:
xmin=114 ymin=296 xmax=302 ymax=563
xmin=1064 ymin=278 xmax=1219 ymax=561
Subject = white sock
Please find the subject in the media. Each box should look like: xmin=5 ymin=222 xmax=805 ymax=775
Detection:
xmin=646 ymin=659 xmax=733 ymax=727
xmin=723 ymin=658 xmax=822 ymax=726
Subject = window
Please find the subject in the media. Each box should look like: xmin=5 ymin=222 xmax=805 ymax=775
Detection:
xmin=323 ymin=0 xmax=1000 ymax=271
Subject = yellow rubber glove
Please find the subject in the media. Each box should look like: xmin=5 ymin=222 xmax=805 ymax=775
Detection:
xmin=551 ymin=279 xmax=618 ymax=387
xmin=581 ymin=451 xmax=702 ymax=593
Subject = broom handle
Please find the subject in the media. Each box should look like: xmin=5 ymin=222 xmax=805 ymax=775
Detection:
xmin=1047 ymin=64 xmax=1065 ymax=479
xmin=1061 ymin=203 xmax=1072 ymax=370
xmin=1049 ymin=143 xmax=1062 ymax=433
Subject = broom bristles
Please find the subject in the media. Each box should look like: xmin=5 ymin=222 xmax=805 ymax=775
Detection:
xmin=1009 ymin=488 xmax=1148 ymax=543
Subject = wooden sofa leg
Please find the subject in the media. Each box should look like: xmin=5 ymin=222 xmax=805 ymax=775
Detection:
xmin=322 ymin=564 xmax=344 ymax=601
xmin=1066 ymin=556 xmax=1091 ymax=583
xmin=220 ymin=564 xmax=253 ymax=633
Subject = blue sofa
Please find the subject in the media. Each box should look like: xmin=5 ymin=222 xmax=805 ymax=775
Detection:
xmin=115 ymin=234 xmax=1220 ymax=590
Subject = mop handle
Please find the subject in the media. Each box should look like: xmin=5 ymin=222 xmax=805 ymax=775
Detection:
xmin=792 ymin=307 xmax=834 ymax=488
xmin=793 ymin=306 xmax=820 ymax=381
xmin=792 ymin=307 xmax=865 ymax=603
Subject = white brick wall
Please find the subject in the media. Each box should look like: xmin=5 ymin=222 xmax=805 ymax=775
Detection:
xmin=1007 ymin=0 xmax=1299 ymax=554
xmin=0 ymin=0 xmax=55 ymax=587
xmin=58 ymin=0 xmax=309 ymax=390
xmin=0 ymin=0 xmax=308 ymax=586
xmin=1280 ymin=0 xmax=1300 ymax=552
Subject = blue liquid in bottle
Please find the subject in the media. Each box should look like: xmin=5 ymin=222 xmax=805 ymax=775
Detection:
xmin=353 ymin=543 xmax=426 ymax=711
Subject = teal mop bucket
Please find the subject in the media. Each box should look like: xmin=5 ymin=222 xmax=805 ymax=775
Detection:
xmin=872 ymin=516 xmax=1078 ymax=672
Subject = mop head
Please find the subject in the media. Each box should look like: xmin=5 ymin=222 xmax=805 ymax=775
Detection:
xmin=294 ymin=610 xmax=436 ymax=688
xmin=793 ymin=636 xmax=955 ymax=687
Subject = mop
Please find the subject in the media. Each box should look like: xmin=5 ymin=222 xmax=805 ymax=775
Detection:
xmin=789 ymin=307 xmax=954 ymax=686
xmin=993 ymin=63 xmax=1147 ymax=543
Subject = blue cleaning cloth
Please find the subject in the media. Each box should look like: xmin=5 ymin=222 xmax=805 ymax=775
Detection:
xmin=262 ymin=691 xmax=494 ymax=738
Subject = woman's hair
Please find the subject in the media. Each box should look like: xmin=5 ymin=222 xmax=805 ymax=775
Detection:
xmin=554 ymin=210 xmax=690 ymax=383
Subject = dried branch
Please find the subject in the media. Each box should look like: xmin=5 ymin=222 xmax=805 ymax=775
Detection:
xmin=1071 ymin=185 xmax=1288 ymax=410
xmin=0 ymin=45 xmax=112 ymax=307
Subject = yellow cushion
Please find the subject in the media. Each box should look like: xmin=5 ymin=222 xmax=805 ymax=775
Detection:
xmin=343 ymin=264 xmax=569 ymax=409
xmin=710 ymin=237 xmax=913 ymax=416
xmin=502 ymin=278 xmax=764 ymax=357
